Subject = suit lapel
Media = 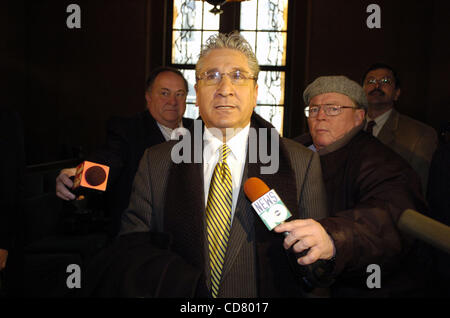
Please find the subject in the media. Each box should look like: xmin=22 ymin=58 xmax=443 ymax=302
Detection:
xmin=378 ymin=109 xmax=398 ymax=146
xmin=164 ymin=160 xmax=205 ymax=264
xmin=143 ymin=110 xmax=166 ymax=144
xmin=163 ymin=121 xmax=206 ymax=270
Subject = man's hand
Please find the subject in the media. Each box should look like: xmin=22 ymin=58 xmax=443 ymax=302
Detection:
xmin=274 ymin=219 xmax=335 ymax=265
xmin=0 ymin=249 xmax=8 ymax=271
xmin=55 ymin=167 xmax=77 ymax=200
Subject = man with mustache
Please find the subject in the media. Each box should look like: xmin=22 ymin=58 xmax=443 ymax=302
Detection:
xmin=362 ymin=63 xmax=438 ymax=194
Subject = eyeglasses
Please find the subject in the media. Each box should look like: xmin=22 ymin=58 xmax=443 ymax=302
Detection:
xmin=196 ymin=70 xmax=257 ymax=86
xmin=365 ymin=77 xmax=393 ymax=86
xmin=304 ymin=104 xmax=359 ymax=118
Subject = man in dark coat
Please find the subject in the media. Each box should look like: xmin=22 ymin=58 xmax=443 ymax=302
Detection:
xmin=55 ymin=67 xmax=194 ymax=237
xmin=294 ymin=75 xmax=429 ymax=297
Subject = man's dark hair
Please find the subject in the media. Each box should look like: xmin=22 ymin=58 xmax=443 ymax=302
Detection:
xmin=362 ymin=62 xmax=401 ymax=89
xmin=146 ymin=66 xmax=189 ymax=93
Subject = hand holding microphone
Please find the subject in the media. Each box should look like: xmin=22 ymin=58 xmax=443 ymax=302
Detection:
xmin=274 ymin=219 xmax=335 ymax=265
xmin=56 ymin=161 xmax=110 ymax=201
xmin=56 ymin=167 xmax=78 ymax=200
xmin=244 ymin=177 xmax=335 ymax=265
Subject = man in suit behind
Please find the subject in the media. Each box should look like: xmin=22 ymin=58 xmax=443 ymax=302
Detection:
xmin=55 ymin=67 xmax=193 ymax=237
xmin=362 ymin=63 xmax=438 ymax=194
xmin=119 ymin=32 xmax=333 ymax=297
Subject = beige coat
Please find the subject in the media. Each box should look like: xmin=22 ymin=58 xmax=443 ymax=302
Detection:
xmin=377 ymin=109 xmax=438 ymax=193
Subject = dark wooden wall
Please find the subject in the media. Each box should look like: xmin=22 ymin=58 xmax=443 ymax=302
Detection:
xmin=4 ymin=0 xmax=166 ymax=164
xmin=3 ymin=0 xmax=449 ymax=165
xmin=287 ymin=0 xmax=450 ymax=137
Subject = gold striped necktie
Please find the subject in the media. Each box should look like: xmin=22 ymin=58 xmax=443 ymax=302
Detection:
xmin=206 ymin=143 xmax=233 ymax=298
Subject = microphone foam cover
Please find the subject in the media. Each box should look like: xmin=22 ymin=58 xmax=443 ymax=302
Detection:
xmin=244 ymin=177 xmax=270 ymax=202
xmin=73 ymin=161 xmax=110 ymax=191
xmin=85 ymin=166 xmax=107 ymax=186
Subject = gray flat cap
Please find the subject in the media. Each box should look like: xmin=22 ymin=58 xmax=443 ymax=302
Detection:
xmin=303 ymin=75 xmax=368 ymax=111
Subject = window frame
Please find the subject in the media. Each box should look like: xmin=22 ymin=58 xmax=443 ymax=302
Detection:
xmin=164 ymin=0 xmax=302 ymax=137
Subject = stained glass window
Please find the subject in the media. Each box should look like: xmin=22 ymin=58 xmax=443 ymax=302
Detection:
xmin=240 ymin=0 xmax=288 ymax=133
xmin=172 ymin=0 xmax=219 ymax=64
xmin=172 ymin=0 xmax=219 ymax=120
xmin=170 ymin=0 xmax=288 ymax=134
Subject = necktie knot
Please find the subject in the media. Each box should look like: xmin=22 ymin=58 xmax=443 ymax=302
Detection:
xmin=366 ymin=120 xmax=376 ymax=135
xmin=220 ymin=144 xmax=231 ymax=163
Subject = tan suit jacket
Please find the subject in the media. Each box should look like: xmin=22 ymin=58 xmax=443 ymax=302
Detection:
xmin=377 ymin=109 xmax=438 ymax=193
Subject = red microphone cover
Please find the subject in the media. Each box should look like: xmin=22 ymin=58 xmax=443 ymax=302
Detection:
xmin=244 ymin=177 xmax=270 ymax=202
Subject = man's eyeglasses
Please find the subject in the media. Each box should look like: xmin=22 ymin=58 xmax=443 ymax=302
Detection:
xmin=304 ymin=104 xmax=359 ymax=118
xmin=365 ymin=77 xmax=393 ymax=86
xmin=196 ymin=70 xmax=257 ymax=86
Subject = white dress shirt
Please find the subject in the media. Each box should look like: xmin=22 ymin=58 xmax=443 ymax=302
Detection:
xmin=157 ymin=120 xmax=186 ymax=141
xmin=203 ymin=124 xmax=250 ymax=222
xmin=365 ymin=109 xmax=393 ymax=137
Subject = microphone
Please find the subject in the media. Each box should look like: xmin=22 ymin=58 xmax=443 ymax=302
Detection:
xmin=72 ymin=160 xmax=110 ymax=195
xmin=243 ymin=177 xmax=335 ymax=290
xmin=243 ymin=177 xmax=292 ymax=232
xmin=398 ymin=209 xmax=450 ymax=254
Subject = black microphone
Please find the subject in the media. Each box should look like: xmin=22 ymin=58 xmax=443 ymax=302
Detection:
xmin=398 ymin=209 xmax=450 ymax=254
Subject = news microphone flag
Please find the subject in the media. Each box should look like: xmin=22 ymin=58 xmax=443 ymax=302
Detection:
xmin=244 ymin=177 xmax=291 ymax=230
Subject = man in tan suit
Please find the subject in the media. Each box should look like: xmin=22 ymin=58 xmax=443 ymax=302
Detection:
xmin=362 ymin=63 xmax=438 ymax=194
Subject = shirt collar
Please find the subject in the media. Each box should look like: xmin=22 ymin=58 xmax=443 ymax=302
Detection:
xmin=367 ymin=108 xmax=393 ymax=126
xmin=203 ymin=124 xmax=250 ymax=162
xmin=157 ymin=120 xmax=185 ymax=141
